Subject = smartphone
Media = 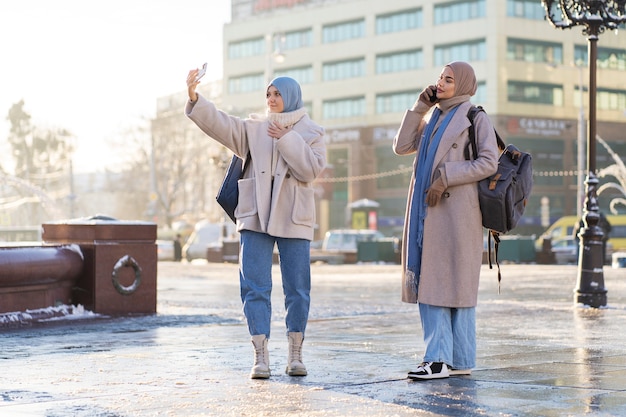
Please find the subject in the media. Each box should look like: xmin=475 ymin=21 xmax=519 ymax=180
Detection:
xmin=195 ymin=62 xmax=207 ymax=83
xmin=429 ymin=88 xmax=438 ymax=103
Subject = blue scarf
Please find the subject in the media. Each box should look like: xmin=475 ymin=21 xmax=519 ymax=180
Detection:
xmin=406 ymin=106 xmax=459 ymax=293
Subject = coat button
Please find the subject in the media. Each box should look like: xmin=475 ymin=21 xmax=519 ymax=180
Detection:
xmin=286 ymin=174 xmax=291 ymax=178
xmin=452 ymin=143 xmax=458 ymax=149
xmin=443 ymin=192 xmax=450 ymax=198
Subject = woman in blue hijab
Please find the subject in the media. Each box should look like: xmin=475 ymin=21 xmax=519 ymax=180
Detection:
xmin=186 ymin=72 xmax=326 ymax=380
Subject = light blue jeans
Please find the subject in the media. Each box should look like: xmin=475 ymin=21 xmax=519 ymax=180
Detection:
xmin=418 ymin=303 xmax=476 ymax=370
xmin=239 ymin=230 xmax=311 ymax=339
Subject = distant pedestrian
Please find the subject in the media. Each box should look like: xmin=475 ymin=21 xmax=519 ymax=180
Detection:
xmin=393 ymin=61 xmax=499 ymax=380
xmin=173 ymin=234 xmax=182 ymax=262
xmin=185 ymin=70 xmax=326 ymax=379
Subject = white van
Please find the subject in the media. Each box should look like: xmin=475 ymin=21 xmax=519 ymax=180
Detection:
xmin=182 ymin=221 xmax=237 ymax=261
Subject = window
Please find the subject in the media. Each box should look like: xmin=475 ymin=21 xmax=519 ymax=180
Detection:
xmin=434 ymin=0 xmax=486 ymax=24
xmin=376 ymin=91 xmax=418 ymax=114
xmin=228 ymin=74 xmax=264 ymax=94
xmin=282 ymin=29 xmax=313 ymax=50
xmin=434 ymin=39 xmax=487 ymax=65
xmin=598 ymin=88 xmax=626 ymax=111
xmin=274 ymin=66 xmax=314 ymax=84
xmin=322 ymin=58 xmax=366 ymax=81
xmin=376 ymin=50 xmax=423 ymax=74
xmin=322 ymin=19 xmax=365 ymax=43
xmin=473 ymin=82 xmax=487 ymax=106
xmin=508 ymin=81 xmax=563 ymax=105
xmin=575 ymin=45 xmax=626 ymax=70
xmin=516 ymin=139 xmax=564 ymax=186
xmin=507 ymin=0 xmax=545 ymax=20
xmin=228 ymin=37 xmax=265 ymax=59
xmin=598 ymin=48 xmax=626 ymax=71
xmin=322 ymin=97 xmax=366 ymax=119
xmin=376 ymin=8 xmax=422 ymax=34
xmin=376 ymin=146 xmax=413 ymax=190
xmin=507 ymin=38 xmax=563 ymax=64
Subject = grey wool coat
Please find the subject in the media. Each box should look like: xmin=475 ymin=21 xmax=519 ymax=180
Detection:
xmin=186 ymin=95 xmax=326 ymax=241
xmin=393 ymin=101 xmax=499 ymax=307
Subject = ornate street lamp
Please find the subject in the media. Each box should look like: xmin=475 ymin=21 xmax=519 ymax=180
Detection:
xmin=542 ymin=1 xmax=626 ymax=307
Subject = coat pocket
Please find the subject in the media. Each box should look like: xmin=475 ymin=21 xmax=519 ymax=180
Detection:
xmin=234 ymin=177 xmax=257 ymax=218
xmin=291 ymin=185 xmax=315 ymax=227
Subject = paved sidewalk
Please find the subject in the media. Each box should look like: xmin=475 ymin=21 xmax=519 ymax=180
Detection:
xmin=2 ymin=262 xmax=626 ymax=416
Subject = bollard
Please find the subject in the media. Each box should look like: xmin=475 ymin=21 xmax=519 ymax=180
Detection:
xmin=42 ymin=217 xmax=157 ymax=315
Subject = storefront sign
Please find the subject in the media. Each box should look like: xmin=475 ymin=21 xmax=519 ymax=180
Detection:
xmin=507 ymin=117 xmax=570 ymax=137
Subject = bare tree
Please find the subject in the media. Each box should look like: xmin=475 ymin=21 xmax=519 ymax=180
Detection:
xmin=4 ymin=100 xmax=74 ymax=224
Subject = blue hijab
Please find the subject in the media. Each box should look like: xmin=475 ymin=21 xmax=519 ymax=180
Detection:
xmin=268 ymin=76 xmax=303 ymax=112
xmin=406 ymin=106 xmax=459 ymax=291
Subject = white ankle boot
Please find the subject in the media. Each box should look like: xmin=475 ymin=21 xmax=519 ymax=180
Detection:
xmin=286 ymin=332 xmax=307 ymax=376
xmin=250 ymin=335 xmax=270 ymax=379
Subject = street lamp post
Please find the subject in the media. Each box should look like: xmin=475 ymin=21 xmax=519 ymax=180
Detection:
xmin=542 ymin=0 xmax=626 ymax=308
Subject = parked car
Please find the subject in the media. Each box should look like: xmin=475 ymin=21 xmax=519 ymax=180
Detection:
xmin=156 ymin=239 xmax=175 ymax=261
xmin=322 ymin=229 xmax=385 ymax=251
xmin=311 ymin=229 xmax=387 ymax=263
xmin=551 ymin=236 xmax=613 ymax=265
xmin=182 ymin=221 xmax=238 ymax=262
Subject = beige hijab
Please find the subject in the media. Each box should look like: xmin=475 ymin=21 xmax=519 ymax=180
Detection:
xmin=438 ymin=61 xmax=477 ymax=111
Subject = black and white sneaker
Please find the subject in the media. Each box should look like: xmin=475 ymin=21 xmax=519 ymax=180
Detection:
xmin=407 ymin=362 xmax=449 ymax=380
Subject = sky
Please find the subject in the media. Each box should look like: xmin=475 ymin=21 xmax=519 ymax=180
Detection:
xmin=0 ymin=1 xmax=231 ymax=173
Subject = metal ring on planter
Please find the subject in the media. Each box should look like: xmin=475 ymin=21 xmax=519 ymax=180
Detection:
xmin=111 ymin=255 xmax=142 ymax=295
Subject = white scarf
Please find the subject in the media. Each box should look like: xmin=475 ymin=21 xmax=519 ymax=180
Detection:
xmin=265 ymin=107 xmax=307 ymax=128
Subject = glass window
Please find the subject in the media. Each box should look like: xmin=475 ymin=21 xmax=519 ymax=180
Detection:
xmin=376 ymin=8 xmax=422 ymax=34
xmin=228 ymin=37 xmax=265 ymax=59
xmin=274 ymin=66 xmax=314 ymax=84
xmin=322 ymin=58 xmax=366 ymax=81
xmin=322 ymin=19 xmax=365 ymax=43
xmin=506 ymin=0 xmax=545 ymax=20
xmin=434 ymin=39 xmax=487 ymax=65
xmin=376 ymin=49 xmax=423 ymax=74
xmin=434 ymin=0 xmax=486 ymax=24
xmin=473 ymin=82 xmax=487 ymax=106
xmin=515 ymin=138 xmax=564 ymax=186
xmin=375 ymin=146 xmax=413 ymax=191
xmin=508 ymin=81 xmax=564 ymax=105
xmin=575 ymin=45 xmax=626 ymax=70
xmin=574 ymin=45 xmax=588 ymax=67
xmin=507 ymin=38 xmax=563 ymax=64
xmin=598 ymin=48 xmax=626 ymax=71
xmin=282 ymin=29 xmax=313 ymax=50
xmin=376 ymin=91 xmax=419 ymax=114
xmin=228 ymin=74 xmax=265 ymax=94
xmin=597 ymin=88 xmax=626 ymax=111
xmin=322 ymin=97 xmax=366 ymax=119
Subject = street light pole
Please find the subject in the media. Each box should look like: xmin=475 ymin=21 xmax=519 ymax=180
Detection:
xmin=542 ymin=0 xmax=626 ymax=308
xmin=576 ymin=63 xmax=585 ymax=220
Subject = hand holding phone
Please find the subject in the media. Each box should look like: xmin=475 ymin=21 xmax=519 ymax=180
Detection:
xmin=195 ymin=63 xmax=207 ymax=83
xmin=429 ymin=87 xmax=438 ymax=103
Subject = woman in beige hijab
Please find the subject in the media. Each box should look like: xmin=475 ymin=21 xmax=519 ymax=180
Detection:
xmin=393 ymin=61 xmax=499 ymax=380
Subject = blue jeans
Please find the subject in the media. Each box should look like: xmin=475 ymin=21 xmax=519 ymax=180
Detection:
xmin=239 ymin=230 xmax=311 ymax=339
xmin=418 ymin=303 xmax=476 ymax=369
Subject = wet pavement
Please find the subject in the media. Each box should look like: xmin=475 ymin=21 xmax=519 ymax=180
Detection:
xmin=2 ymin=261 xmax=626 ymax=416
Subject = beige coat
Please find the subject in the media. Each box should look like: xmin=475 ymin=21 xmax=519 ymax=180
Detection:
xmin=393 ymin=101 xmax=499 ymax=307
xmin=186 ymin=95 xmax=326 ymax=241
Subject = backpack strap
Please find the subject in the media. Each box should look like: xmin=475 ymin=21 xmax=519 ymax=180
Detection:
xmin=487 ymin=230 xmax=502 ymax=294
xmin=467 ymin=106 xmax=503 ymax=293
xmin=465 ymin=106 xmax=505 ymax=161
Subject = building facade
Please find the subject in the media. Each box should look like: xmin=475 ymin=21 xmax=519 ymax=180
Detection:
xmin=198 ymin=0 xmax=626 ymax=239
